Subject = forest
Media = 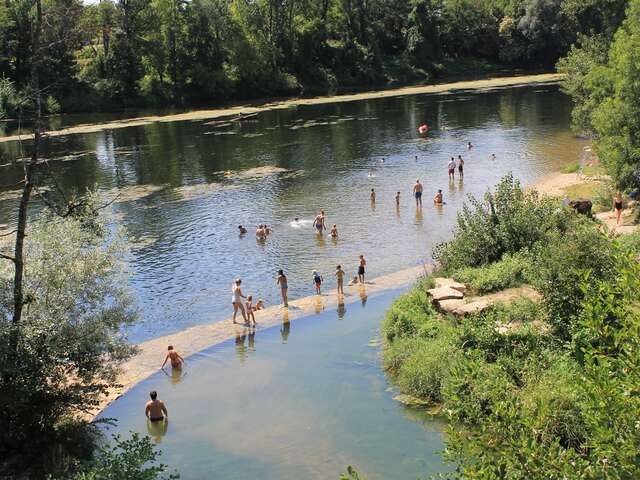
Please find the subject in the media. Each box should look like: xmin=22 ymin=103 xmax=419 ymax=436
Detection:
xmin=0 ymin=0 xmax=628 ymax=113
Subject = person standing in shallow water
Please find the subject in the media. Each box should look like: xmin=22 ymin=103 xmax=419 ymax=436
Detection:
xmin=448 ymin=157 xmax=456 ymax=181
xmin=413 ymin=179 xmax=423 ymax=207
xmin=335 ymin=265 xmax=345 ymax=295
xmin=231 ymin=278 xmax=247 ymax=324
xmin=358 ymin=255 xmax=366 ymax=284
xmin=277 ymin=269 xmax=289 ymax=307
xmin=457 ymin=155 xmax=464 ymax=178
xmin=313 ymin=210 xmax=326 ymax=234
xmin=145 ymin=391 xmax=168 ymax=422
xmin=161 ymin=345 xmax=184 ymax=370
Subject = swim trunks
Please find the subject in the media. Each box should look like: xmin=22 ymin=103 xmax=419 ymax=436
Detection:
xmin=415 ymin=191 xmax=422 ymax=199
xmin=458 ymin=165 xmax=463 ymax=172
xmin=149 ymin=416 xmax=164 ymax=422
xmin=358 ymin=266 xmax=365 ymax=275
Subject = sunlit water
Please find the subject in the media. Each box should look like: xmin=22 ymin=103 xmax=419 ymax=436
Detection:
xmin=99 ymin=289 xmax=449 ymax=480
xmin=0 ymin=84 xmax=585 ymax=343
xmin=0 ymin=85 xmax=586 ymax=478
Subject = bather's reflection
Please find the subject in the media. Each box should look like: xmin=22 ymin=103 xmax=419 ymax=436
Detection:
xmin=359 ymin=286 xmax=368 ymax=307
xmin=337 ymin=302 xmax=346 ymax=319
xmin=146 ymin=418 xmax=168 ymax=444
xmin=280 ymin=310 xmax=290 ymax=343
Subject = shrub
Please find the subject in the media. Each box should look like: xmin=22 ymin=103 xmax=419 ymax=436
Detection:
xmin=381 ymin=288 xmax=438 ymax=342
xmin=527 ymin=216 xmax=617 ymax=340
xmin=452 ymin=252 xmax=531 ymax=294
xmin=434 ymin=174 xmax=573 ymax=272
xmin=520 ymin=357 xmax=587 ymax=450
xmin=396 ymin=329 xmax=459 ymax=403
xmin=383 ymin=337 xmax=423 ymax=376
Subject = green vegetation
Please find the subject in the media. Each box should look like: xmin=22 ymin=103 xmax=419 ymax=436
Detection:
xmin=451 ymin=252 xmax=530 ymax=294
xmin=382 ymin=175 xmax=639 ymax=477
xmin=0 ymin=197 xmax=174 ymax=478
xmin=0 ymin=0 xmax=629 ymax=114
xmin=559 ymin=0 xmax=640 ymax=190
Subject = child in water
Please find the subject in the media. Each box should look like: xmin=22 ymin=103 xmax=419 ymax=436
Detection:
xmin=313 ymin=270 xmax=323 ymax=294
xmin=255 ymin=299 xmax=265 ymax=311
xmin=245 ymin=295 xmax=256 ymax=326
xmin=330 ymin=224 xmax=338 ymax=238
xmin=335 ymin=265 xmax=345 ymax=295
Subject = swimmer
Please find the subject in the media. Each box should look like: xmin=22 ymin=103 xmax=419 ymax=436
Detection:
xmin=145 ymin=391 xmax=168 ymax=422
xmin=395 ymin=191 xmax=400 ymax=206
xmin=467 ymin=141 xmax=473 ymax=150
xmin=255 ymin=299 xmax=265 ymax=310
xmin=330 ymin=224 xmax=338 ymax=238
xmin=381 ymin=157 xmax=385 ymax=163
xmin=414 ymin=155 xmax=418 ymax=162
xmin=358 ymin=255 xmax=366 ymax=283
xmin=348 ymin=275 xmax=359 ymax=286
xmin=434 ymin=189 xmax=443 ymax=204
xmin=413 ymin=179 xmax=423 ymax=207
xmin=370 ymin=188 xmax=376 ymax=203
xmin=238 ymin=225 xmax=247 ymax=235
xmin=161 ymin=345 xmax=185 ymax=370
xmin=313 ymin=210 xmax=326 ymax=234
xmin=448 ymin=157 xmax=456 ymax=181
xmin=313 ymin=270 xmax=323 ymax=295
xmin=264 ymin=225 xmax=272 ymax=235
xmin=245 ymin=295 xmax=256 ymax=326
xmin=457 ymin=155 xmax=464 ymax=178
xmin=335 ymin=265 xmax=346 ymax=295
xmin=256 ymin=224 xmax=266 ymax=239
xmin=491 ymin=153 xmax=496 ymax=161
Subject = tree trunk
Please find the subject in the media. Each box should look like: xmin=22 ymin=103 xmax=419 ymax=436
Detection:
xmin=12 ymin=0 xmax=42 ymax=327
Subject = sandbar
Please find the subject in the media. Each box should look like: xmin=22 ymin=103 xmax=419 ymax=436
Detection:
xmin=92 ymin=264 xmax=429 ymax=418
xmin=2 ymin=73 xmax=563 ymax=144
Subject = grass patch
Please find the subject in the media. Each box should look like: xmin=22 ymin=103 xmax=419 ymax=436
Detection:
xmin=582 ymin=163 xmax=607 ymax=177
xmin=561 ymin=181 xmax=600 ymax=201
xmin=562 ymin=162 xmax=581 ymax=173
xmin=451 ymin=253 xmax=531 ymax=294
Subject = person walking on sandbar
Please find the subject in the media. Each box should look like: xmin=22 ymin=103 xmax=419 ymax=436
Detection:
xmin=413 ymin=179 xmax=423 ymax=207
xmin=231 ymin=278 xmax=248 ymax=324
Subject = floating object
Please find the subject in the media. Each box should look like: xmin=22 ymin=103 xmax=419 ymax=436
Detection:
xmin=418 ymin=124 xmax=429 ymax=134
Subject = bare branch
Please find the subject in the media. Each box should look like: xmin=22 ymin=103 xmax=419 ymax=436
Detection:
xmin=0 ymin=253 xmax=16 ymax=262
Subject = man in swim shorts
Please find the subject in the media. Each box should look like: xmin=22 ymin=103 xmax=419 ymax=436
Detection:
xmin=413 ymin=179 xmax=423 ymax=207
xmin=145 ymin=390 xmax=168 ymax=422
xmin=457 ymin=155 xmax=464 ymax=178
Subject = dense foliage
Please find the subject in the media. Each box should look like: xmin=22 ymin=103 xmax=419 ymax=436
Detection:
xmin=0 ymin=205 xmax=137 ymax=477
xmin=559 ymin=0 xmax=640 ymax=189
xmin=0 ymin=0 xmax=627 ymax=113
xmin=382 ymin=175 xmax=639 ymax=477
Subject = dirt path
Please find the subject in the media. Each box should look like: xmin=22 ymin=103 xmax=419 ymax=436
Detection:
xmin=90 ymin=265 xmax=427 ymax=419
xmin=2 ymin=73 xmax=563 ymax=144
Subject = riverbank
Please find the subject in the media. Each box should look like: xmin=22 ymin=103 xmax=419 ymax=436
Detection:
xmin=2 ymin=73 xmax=562 ymax=144
xmin=92 ymin=265 xmax=427 ymax=418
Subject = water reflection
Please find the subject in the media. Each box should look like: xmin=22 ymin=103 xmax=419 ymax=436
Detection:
xmin=146 ymin=418 xmax=168 ymax=444
xmin=337 ymin=302 xmax=346 ymax=319
xmin=0 ymin=85 xmax=585 ymax=343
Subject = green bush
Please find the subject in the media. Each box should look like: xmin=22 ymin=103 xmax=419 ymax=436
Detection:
xmin=434 ymin=174 xmax=573 ymax=272
xmin=520 ymin=357 xmax=587 ymax=450
xmin=618 ymin=229 xmax=640 ymax=253
xmin=452 ymin=252 xmax=531 ymax=294
xmin=381 ymin=288 xmax=438 ymax=342
xmin=527 ymin=216 xmax=617 ymax=340
xmin=396 ymin=330 xmax=459 ymax=403
xmin=383 ymin=337 xmax=423 ymax=376
xmin=562 ymin=162 xmax=581 ymax=173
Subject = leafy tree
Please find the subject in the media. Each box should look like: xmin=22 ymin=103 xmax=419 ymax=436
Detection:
xmin=0 ymin=205 xmax=137 ymax=475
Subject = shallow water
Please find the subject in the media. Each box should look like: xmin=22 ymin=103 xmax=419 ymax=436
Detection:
xmin=99 ymin=289 xmax=448 ymax=480
xmin=0 ymin=84 xmax=585 ymax=342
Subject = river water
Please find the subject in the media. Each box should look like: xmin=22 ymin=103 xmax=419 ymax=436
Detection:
xmin=1 ymin=84 xmax=584 ymax=479
xmin=0 ymin=84 xmax=584 ymax=344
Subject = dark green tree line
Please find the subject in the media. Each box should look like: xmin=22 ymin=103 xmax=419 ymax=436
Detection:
xmin=0 ymin=0 xmax=626 ymax=113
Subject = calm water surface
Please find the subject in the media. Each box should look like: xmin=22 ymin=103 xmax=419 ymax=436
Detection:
xmin=0 ymin=84 xmax=584 ymax=343
xmin=100 ymin=289 xmax=448 ymax=480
